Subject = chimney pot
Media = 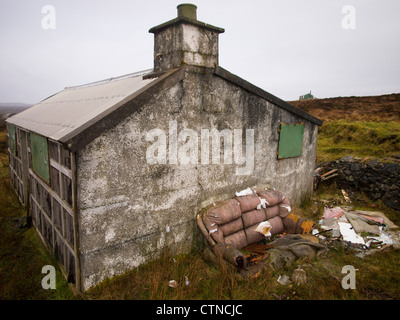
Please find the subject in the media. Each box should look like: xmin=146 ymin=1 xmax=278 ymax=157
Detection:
xmin=177 ymin=3 xmax=197 ymax=20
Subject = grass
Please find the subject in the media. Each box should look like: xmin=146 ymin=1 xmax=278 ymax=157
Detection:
xmin=317 ymin=120 xmax=400 ymax=163
xmin=1 ymin=122 xmax=400 ymax=300
xmin=0 ymin=129 xmax=75 ymax=300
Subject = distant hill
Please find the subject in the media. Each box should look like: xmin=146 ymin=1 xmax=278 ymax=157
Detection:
xmin=0 ymin=103 xmax=33 ymax=127
xmin=0 ymin=103 xmax=33 ymax=114
xmin=288 ymin=93 xmax=400 ymax=122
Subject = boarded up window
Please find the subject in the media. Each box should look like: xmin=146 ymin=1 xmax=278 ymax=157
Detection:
xmin=49 ymin=141 xmax=59 ymax=162
xmin=61 ymin=174 xmax=72 ymax=206
xmin=277 ymin=123 xmax=304 ymax=159
xmin=7 ymin=124 xmax=16 ymax=155
xmin=53 ymin=199 xmax=62 ymax=231
xmin=50 ymin=166 xmax=60 ymax=195
xmin=61 ymin=146 xmax=71 ymax=169
xmin=30 ymin=133 xmax=50 ymax=183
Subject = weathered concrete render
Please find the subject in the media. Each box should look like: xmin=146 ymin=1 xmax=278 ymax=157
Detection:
xmin=76 ymin=66 xmax=319 ymax=290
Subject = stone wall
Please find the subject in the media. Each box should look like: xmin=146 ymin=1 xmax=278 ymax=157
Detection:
xmin=317 ymin=156 xmax=400 ymax=211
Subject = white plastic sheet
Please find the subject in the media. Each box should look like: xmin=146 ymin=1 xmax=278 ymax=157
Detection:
xmin=338 ymin=221 xmax=365 ymax=245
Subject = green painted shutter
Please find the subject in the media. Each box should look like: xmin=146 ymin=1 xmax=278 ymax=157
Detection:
xmin=277 ymin=123 xmax=304 ymax=159
xmin=7 ymin=124 xmax=16 ymax=155
xmin=30 ymin=133 xmax=50 ymax=183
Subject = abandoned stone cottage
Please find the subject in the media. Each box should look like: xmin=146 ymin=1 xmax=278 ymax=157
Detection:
xmin=6 ymin=4 xmax=322 ymax=291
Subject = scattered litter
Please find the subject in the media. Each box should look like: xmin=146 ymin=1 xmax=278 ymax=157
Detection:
xmin=338 ymin=221 xmax=365 ymax=246
xmin=353 ymin=210 xmax=399 ymax=230
xmin=235 ymin=187 xmax=253 ymax=197
xmin=366 ymin=227 xmax=396 ymax=246
xmin=168 ymin=280 xmax=178 ymax=288
xmin=277 ymin=274 xmax=292 ymax=286
xmin=292 ymin=268 xmax=307 ymax=286
xmin=320 ymin=169 xmax=338 ymax=181
xmin=320 ymin=217 xmax=341 ymax=238
xmin=316 ymin=205 xmax=400 ymax=255
xmin=344 ymin=211 xmax=380 ymax=235
xmin=312 ymin=228 xmax=326 ymax=240
xmin=322 ymin=206 xmax=344 ymax=219
xmin=341 ymin=189 xmax=352 ymax=203
xmin=185 ymin=276 xmax=189 ymax=286
xmin=166 ymin=225 xmax=171 ymax=233
xmin=255 ymin=221 xmax=272 ymax=237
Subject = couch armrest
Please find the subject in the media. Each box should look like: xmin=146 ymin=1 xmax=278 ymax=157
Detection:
xmin=282 ymin=213 xmax=316 ymax=234
xmin=212 ymin=243 xmax=246 ymax=270
xmin=196 ymin=213 xmax=217 ymax=246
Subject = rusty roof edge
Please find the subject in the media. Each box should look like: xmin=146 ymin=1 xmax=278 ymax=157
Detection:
xmin=62 ymin=66 xmax=186 ymax=152
xmin=214 ymin=66 xmax=323 ymax=126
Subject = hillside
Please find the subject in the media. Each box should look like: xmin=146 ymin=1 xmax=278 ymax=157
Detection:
xmin=0 ymin=103 xmax=32 ymax=127
xmin=288 ymin=93 xmax=400 ymax=122
xmin=288 ymin=93 xmax=400 ymax=163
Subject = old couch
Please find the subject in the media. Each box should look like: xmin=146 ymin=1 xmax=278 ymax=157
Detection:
xmin=196 ymin=187 xmax=316 ymax=271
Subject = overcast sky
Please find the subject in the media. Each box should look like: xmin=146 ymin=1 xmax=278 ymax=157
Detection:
xmin=1 ymin=0 xmax=399 ymax=104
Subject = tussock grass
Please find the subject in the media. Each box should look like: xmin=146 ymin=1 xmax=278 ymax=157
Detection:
xmin=0 ymin=129 xmax=75 ymax=300
xmin=317 ymin=120 xmax=400 ymax=163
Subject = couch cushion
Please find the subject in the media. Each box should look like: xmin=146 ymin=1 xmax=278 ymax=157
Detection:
xmin=257 ymin=189 xmax=287 ymax=207
xmin=242 ymin=209 xmax=267 ymax=228
xmin=235 ymin=193 xmax=261 ymax=213
xmin=265 ymin=205 xmax=280 ymax=219
xmin=244 ymin=224 xmax=266 ymax=245
xmin=202 ymin=199 xmax=241 ymax=231
xmin=219 ymin=217 xmax=244 ymax=237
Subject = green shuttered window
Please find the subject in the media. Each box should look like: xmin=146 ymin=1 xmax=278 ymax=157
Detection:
xmin=277 ymin=123 xmax=304 ymax=159
xmin=30 ymin=133 xmax=50 ymax=183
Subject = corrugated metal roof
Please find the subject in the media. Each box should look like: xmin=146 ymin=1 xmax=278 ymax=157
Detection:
xmin=7 ymin=69 xmax=157 ymax=141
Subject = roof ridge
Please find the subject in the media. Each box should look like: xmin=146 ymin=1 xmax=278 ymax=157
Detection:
xmin=64 ymin=69 xmax=153 ymax=90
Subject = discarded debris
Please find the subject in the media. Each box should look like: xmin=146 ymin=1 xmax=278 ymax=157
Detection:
xmin=168 ymin=280 xmax=178 ymax=288
xmin=322 ymin=206 xmax=344 ymax=219
xmin=344 ymin=211 xmax=381 ymax=235
xmin=320 ymin=169 xmax=338 ymax=181
xmin=341 ymin=189 xmax=352 ymax=203
xmin=317 ymin=205 xmax=400 ymax=254
xmin=268 ymin=234 xmax=327 ymax=271
xmin=338 ymin=221 xmax=365 ymax=247
xmin=277 ymin=274 xmax=292 ymax=286
xmin=292 ymin=268 xmax=307 ymax=286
